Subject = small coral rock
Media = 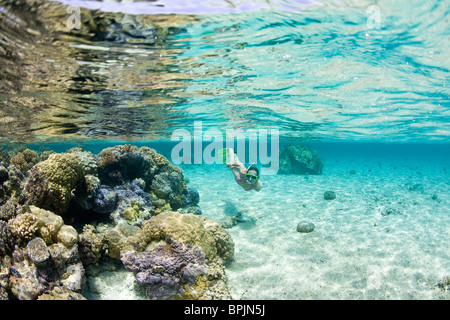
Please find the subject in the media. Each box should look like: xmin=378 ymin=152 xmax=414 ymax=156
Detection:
xmin=26 ymin=153 xmax=84 ymax=214
xmin=324 ymin=191 xmax=336 ymax=200
xmin=0 ymin=221 xmax=15 ymax=257
xmin=57 ymin=225 xmax=79 ymax=249
xmin=26 ymin=237 xmax=50 ymax=267
xmin=296 ymin=221 xmax=315 ymax=233
xmin=121 ymin=238 xmax=207 ymax=300
xmin=78 ymin=224 xmax=104 ymax=265
xmin=9 ymin=149 xmax=39 ymax=174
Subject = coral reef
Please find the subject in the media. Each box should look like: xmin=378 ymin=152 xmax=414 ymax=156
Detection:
xmin=27 ymin=237 xmax=50 ymax=267
xmin=0 ymin=164 xmax=26 ymax=205
xmin=97 ymin=144 xmax=149 ymax=186
xmin=96 ymin=145 xmax=190 ymax=214
xmin=9 ymin=149 xmax=39 ymax=174
xmin=121 ymin=238 xmax=207 ymax=300
xmin=87 ymin=178 xmax=153 ymax=225
xmin=0 ymin=144 xmax=231 ymax=300
xmin=26 ymin=153 xmax=85 ymax=214
xmin=0 ymin=198 xmax=19 ymax=221
xmin=103 ymin=222 xmax=141 ymax=260
xmin=103 ymin=211 xmax=234 ymax=299
xmin=103 ymin=211 xmax=235 ymax=265
xmin=10 ymin=212 xmax=38 ymax=243
xmin=78 ymin=224 xmax=105 ymax=265
xmin=137 ymin=211 xmax=234 ymax=263
xmin=278 ymin=144 xmax=323 ymax=175
xmin=0 ymin=221 xmax=15 ymax=257
xmin=0 ymin=203 xmax=85 ymax=300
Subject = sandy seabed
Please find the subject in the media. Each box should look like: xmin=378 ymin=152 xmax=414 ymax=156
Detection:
xmin=183 ymin=151 xmax=450 ymax=300
xmin=85 ymin=148 xmax=450 ymax=300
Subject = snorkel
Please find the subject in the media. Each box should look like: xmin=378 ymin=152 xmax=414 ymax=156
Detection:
xmin=245 ymin=163 xmax=259 ymax=185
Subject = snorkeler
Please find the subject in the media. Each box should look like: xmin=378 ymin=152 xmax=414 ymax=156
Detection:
xmin=223 ymin=148 xmax=263 ymax=192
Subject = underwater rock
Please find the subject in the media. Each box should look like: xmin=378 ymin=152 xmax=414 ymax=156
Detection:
xmin=324 ymin=191 xmax=336 ymax=200
xmin=37 ymin=287 xmax=86 ymax=300
xmin=380 ymin=206 xmax=402 ymax=216
xmin=60 ymin=263 xmax=85 ymax=293
xmin=47 ymin=243 xmax=81 ymax=274
xmin=406 ymin=183 xmax=424 ymax=193
xmin=26 ymin=237 xmax=50 ymax=267
xmin=434 ymin=276 xmax=450 ymax=292
xmin=296 ymin=221 xmax=315 ymax=233
xmin=57 ymin=225 xmax=79 ymax=249
xmin=182 ymin=187 xmax=200 ymax=207
xmin=278 ymin=144 xmax=323 ymax=175
xmin=121 ymin=238 xmax=207 ymax=300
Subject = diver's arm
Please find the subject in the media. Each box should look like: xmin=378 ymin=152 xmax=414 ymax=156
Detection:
xmin=254 ymin=180 xmax=263 ymax=192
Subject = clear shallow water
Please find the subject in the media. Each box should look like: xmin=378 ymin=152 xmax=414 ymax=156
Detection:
xmin=182 ymin=143 xmax=450 ymax=299
xmin=0 ymin=0 xmax=449 ymax=300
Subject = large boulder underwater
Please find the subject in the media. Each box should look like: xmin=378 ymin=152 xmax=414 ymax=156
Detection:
xmin=0 ymin=144 xmax=234 ymax=300
xmin=278 ymin=144 xmax=324 ymax=175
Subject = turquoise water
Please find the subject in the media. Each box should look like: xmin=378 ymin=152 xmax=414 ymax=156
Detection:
xmin=1 ymin=0 xmax=449 ymax=142
xmin=0 ymin=0 xmax=449 ymax=300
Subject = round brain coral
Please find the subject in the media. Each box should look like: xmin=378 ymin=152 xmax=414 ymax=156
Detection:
xmin=26 ymin=153 xmax=84 ymax=214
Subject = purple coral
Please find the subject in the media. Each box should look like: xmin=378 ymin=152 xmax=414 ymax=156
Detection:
xmin=120 ymin=238 xmax=206 ymax=300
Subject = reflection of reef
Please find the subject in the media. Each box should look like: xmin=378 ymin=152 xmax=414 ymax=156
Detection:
xmin=0 ymin=144 xmax=233 ymax=300
xmin=0 ymin=0 xmax=195 ymax=143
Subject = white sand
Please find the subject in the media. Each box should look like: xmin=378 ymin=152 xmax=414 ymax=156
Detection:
xmin=182 ymin=150 xmax=450 ymax=300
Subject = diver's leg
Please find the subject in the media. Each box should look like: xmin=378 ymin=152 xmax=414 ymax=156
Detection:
xmin=226 ymin=148 xmax=238 ymax=167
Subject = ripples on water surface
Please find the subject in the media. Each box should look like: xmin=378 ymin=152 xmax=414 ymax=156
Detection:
xmin=0 ymin=0 xmax=449 ymax=143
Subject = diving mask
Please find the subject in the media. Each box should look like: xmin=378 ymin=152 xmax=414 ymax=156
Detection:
xmin=245 ymin=173 xmax=258 ymax=183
